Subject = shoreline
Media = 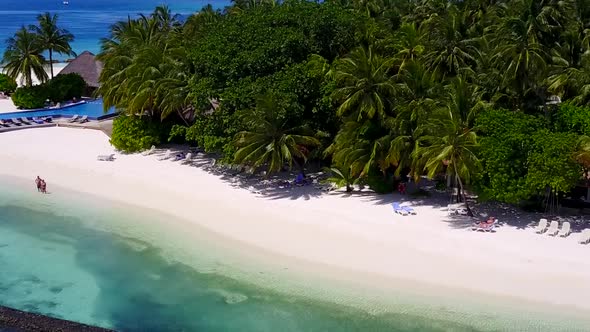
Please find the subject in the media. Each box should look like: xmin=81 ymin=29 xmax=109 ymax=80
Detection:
xmin=1 ymin=128 xmax=590 ymax=328
xmin=3 ymin=175 xmax=590 ymax=331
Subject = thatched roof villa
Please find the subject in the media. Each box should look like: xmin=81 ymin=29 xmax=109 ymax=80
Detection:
xmin=60 ymin=51 xmax=103 ymax=94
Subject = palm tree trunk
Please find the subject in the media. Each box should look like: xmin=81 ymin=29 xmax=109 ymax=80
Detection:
xmin=177 ymin=109 xmax=189 ymax=126
xmin=454 ymin=169 xmax=473 ymax=217
xmin=49 ymin=49 xmax=54 ymax=79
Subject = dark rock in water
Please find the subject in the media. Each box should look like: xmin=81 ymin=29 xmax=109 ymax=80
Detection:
xmin=0 ymin=305 xmax=114 ymax=332
xmin=49 ymin=286 xmax=63 ymax=294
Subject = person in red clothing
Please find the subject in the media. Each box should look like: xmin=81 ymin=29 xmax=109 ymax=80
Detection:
xmin=397 ymin=182 xmax=406 ymax=194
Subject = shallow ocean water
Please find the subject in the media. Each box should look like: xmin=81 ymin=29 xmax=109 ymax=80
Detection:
xmin=0 ymin=177 xmax=589 ymax=331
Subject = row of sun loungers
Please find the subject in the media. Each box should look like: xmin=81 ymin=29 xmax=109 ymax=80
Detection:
xmin=67 ymin=115 xmax=89 ymax=123
xmin=535 ymin=218 xmax=590 ymax=244
xmin=156 ymin=149 xmax=193 ymax=162
xmin=392 ymin=202 xmax=417 ymax=216
xmin=1 ymin=115 xmax=89 ymax=128
xmin=0 ymin=117 xmax=53 ymax=128
xmin=535 ymin=219 xmax=571 ymax=237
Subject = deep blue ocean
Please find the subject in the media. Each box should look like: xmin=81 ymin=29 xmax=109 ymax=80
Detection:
xmin=0 ymin=0 xmax=229 ymax=59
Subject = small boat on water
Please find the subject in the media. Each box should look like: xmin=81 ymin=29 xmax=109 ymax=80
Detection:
xmin=63 ymin=1 xmax=69 ymax=5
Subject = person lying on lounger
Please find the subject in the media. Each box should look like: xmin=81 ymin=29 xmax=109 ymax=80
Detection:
xmin=174 ymin=152 xmax=186 ymax=161
xmin=475 ymin=217 xmax=495 ymax=228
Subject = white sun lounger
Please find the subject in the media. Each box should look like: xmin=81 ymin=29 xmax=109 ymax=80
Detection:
xmin=578 ymin=229 xmax=590 ymax=244
xmin=545 ymin=220 xmax=559 ymax=236
xmin=402 ymin=206 xmax=417 ymax=215
xmin=535 ymin=219 xmax=548 ymax=234
xmin=97 ymin=154 xmax=115 ymax=161
xmin=142 ymin=145 xmax=156 ymax=156
xmin=20 ymin=117 xmax=31 ymax=125
xmin=78 ymin=115 xmax=89 ymax=123
xmin=182 ymin=152 xmax=193 ymax=163
xmin=68 ymin=115 xmax=80 ymax=123
xmin=10 ymin=118 xmax=23 ymax=126
xmin=392 ymin=202 xmax=408 ymax=216
xmin=558 ymin=222 xmax=571 ymax=237
xmin=158 ymin=150 xmax=172 ymax=161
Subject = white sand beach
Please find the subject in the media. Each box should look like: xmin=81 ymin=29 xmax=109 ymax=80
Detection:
xmin=0 ymin=127 xmax=589 ymax=320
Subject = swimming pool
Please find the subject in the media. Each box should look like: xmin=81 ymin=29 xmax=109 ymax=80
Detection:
xmin=0 ymin=100 xmax=116 ymax=120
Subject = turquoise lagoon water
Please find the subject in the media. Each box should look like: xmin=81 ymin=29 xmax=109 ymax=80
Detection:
xmin=0 ymin=177 xmax=589 ymax=331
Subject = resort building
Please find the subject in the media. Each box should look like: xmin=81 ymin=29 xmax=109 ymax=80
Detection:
xmin=60 ymin=51 xmax=103 ymax=96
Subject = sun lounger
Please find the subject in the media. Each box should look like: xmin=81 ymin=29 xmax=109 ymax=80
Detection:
xmin=546 ymin=220 xmax=559 ymax=236
xmin=158 ymin=150 xmax=172 ymax=161
xmin=393 ymin=202 xmax=409 ymax=216
xmin=402 ymin=206 xmax=417 ymax=215
xmin=558 ymin=222 xmax=571 ymax=237
xmin=535 ymin=218 xmax=548 ymax=234
xmin=182 ymin=152 xmax=193 ymax=163
xmin=31 ymin=117 xmax=45 ymax=124
xmin=20 ymin=117 xmax=31 ymax=125
xmin=142 ymin=145 xmax=156 ymax=156
xmin=10 ymin=118 xmax=23 ymax=126
xmin=173 ymin=152 xmax=187 ymax=161
xmin=78 ymin=115 xmax=89 ymax=123
xmin=97 ymin=154 xmax=115 ymax=161
xmin=68 ymin=115 xmax=80 ymax=122
xmin=0 ymin=119 xmax=10 ymax=127
xmin=578 ymin=229 xmax=590 ymax=244
xmin=472 ymin=219 xmax=496 ymax=232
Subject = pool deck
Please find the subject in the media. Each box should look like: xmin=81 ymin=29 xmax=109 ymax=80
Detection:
xmin=0 ymin=305 xmax=114 ymax=332
xmin=0 ymin=119 xmax=114 ymax=137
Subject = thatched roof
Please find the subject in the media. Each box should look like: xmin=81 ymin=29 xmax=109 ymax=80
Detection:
xmin=59 ymin=51 xmax=103 ymax=88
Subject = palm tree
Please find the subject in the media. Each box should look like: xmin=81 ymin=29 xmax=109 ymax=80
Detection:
xmin=390 ymin=22 xmax=427 ymax=69
xmin=233 ymin=94 xmax=321 ymax=174
xmin=98 ymin=6 xmax=181 ymax=117
xmin=331 ymin=45 xmax=396 ymax=121
xmin=1 ymin=26 xmax=47 ymax=86
xmin=423 ymin=5 xmax=476 ymax=78
xmin=413 ymin=106 xmax=480 ymax=216
xmin=323 ymin=166 xmax=358 ymax=192
xmin=30 ymin=12 xmax=75 ymax=79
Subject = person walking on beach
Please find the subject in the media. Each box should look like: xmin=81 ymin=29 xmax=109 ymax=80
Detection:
xmin=40 ymin=179 xmax=47 ymax=194
xmin=35 ymin=176 xmax=42 ymax=192
xmin=35 ymin=176 xmax=47 ymax=194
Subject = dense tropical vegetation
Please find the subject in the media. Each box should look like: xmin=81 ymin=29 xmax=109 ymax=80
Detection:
xmin=71 ymin=1 xmax=590 ymax=207
xmin=11 ymin=73 xmax=86 ymax=109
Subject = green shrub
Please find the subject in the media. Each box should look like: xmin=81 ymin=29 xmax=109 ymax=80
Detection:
xmin=11 ymin=85 xmax=47 ymax=109
xmin=168 ymin=124 xmax=188 ymax=143
xmin=553 ymin=102 xmax=590 ymax=135
xmin=110 ymin=116 xmax=169 ymax=153
xmin=184 ymin=112 xmax=234 ymax=153
xmin=366 ymin=173 xmax=394 ymax=194
xmin=10 ymin=73 xmax=87 ymax=109
xmin=0 ymin=74 xmax=17 ymax=94
xmin=47 ymin=73 xmax=86 ymax=102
